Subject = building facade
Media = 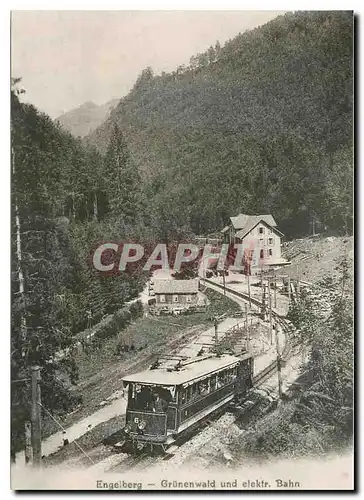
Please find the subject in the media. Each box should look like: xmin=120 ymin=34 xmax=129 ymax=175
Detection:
xmin=151 ymin=279 xmax=200 ymax=309
xmin=221 ymin=214 xmax=289 ymax=274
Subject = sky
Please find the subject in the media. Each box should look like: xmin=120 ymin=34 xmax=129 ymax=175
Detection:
xmin=11 ymin=10 xmax=287 ymax=118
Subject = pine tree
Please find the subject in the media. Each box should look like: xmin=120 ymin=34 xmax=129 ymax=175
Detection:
xmin=104 ymin=123 xmax=139 ymax=224
xmin=11 ymin=90 xmax=83 ymax=457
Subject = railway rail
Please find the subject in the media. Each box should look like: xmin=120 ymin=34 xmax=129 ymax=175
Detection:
xmin=203 ymin=278 xmax=293 ymax=361
xmin=101 ymin=279 xmax=295 ymax=473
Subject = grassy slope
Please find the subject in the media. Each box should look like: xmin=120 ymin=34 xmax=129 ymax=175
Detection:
xmin=279 ymin=235 xmax=353 ymax=284
xmin=44 ymin=289 xmax=240 ymax=435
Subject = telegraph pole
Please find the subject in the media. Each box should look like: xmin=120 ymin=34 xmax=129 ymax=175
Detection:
xmin=245 ymin=303 xmax=248 ymax=334
xmin=268 ymin=278 xmax=273 ymax=345
xmin=214 ymin=317 xmax=218 ymax=345
xmin=24 ymin=421 xmax=32 ymax=464
xmin=261 ymin=271 xmax=264 ymax=303
xmin=274 ymin=275 xmax=277 ymax=309
xmin=222 ymin=268 xmax=226 ymax=296
xmin=247 ymin=263 xmax=251 ymax=308
xmin=288 ymin=276 xmax=291 ymax=303
xmin=274 ymin=323 xmax=283 ymax=399
xmin=31 ymin=366 xmax=42 ymax=467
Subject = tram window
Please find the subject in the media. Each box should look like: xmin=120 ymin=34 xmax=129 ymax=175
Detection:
xmin=221 ymin=370 xmax=229 ymax=384
xmin=210 ymin=375 xmax=217 ymax=391
xmin=193 ymin=383 xmax=200 ymax=399
xmin=199 ymin=380 xmax=209 ymax=396
xmin=186 ymin=386 xmax=191 ymax=402
xmin=181 ymin=390 xmax=187 ymax=404
xmin=162 ymin=386 xmax=176 ymax=403
xmin=136 ymin=385 xmax=154 ymax=411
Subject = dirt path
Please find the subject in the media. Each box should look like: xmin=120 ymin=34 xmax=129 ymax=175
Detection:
xmin=21 ymin=276 xmax=287 ymax=467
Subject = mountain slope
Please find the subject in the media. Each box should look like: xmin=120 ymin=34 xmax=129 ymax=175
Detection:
xmin=56 ymin=99 xmax=119 ymax=137
xmin=87 ymin=11 xmax=353 ymax=237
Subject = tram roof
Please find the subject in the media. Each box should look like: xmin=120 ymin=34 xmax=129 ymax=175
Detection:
xmin=122 ymin=354 xmax=250 ymax=387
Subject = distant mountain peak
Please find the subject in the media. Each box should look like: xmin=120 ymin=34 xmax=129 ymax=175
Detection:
xmin=80 ymin=101 xmax=98 ymax=109
xmin=56 ymin=98 xmax=120 ymax=138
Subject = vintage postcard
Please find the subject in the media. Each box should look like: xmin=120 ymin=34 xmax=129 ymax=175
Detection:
xmin=10 ymin=9 xmax=354 ymax=491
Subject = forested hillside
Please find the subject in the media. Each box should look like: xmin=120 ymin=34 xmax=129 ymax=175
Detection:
xmin=11 ymin=10 xmax=353 ymax=458
xmin=87 ymin=11 xmax=353 ymax=238
xmin=11 ymin=84 xmax=148 ymax=454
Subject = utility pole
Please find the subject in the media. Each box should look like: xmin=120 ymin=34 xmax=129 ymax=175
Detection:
xmin=261 ymin=271 xmax=264 ymax=303
xmin=261 ymin=282 xmax=267 ymax=320
xmin=245 ymin=303 xmax=248 ymax=335
xmin=222 ymin=269 xmax=226 ymax=296
xmin=24 ymin=421 xmax=32 ymax=464
xmin=274 ymin=275 xmax=277 ymax=309
xmin=288 ymin=276 xmax=291 ymax=303
xmin=247 ymin=262 xmax=251 ymax=308
xmin=268 ymin=278 xmax=273 ymax=345
xmin=214 ymin=317 xmax=218 ymax=346
xmin=274 ymin=323 xmax=283 ymax=399
xmin=31 ymin=366 xmax=42 ymax=467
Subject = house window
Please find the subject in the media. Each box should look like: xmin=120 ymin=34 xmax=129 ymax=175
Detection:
xmin=173 ymin=295 xmax=179 ymax=303
xmin=259 ymin=239 xmax=264 ymax=246
xmin=268 ymin=238 xmax=273 ymax=245
xmin=259 ymin=227 xmax=264 ymax=234
xmin=159 ymin=294 xmax=165 ymax=303
xmin=186 ymin=295 xmax=192 ymax=303
xmin=269 ymin=228 xmax=273 ymax=234
xmin=260 ymin=249 xmax=264 ymax=259
xmin=269 ymin=249 xmax=273 ymax=257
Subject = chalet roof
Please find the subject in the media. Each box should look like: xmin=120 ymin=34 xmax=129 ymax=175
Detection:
xmin=221 ymin=225 xmax=230 ymax=233
xmin=229 ymin=214 xmax=277 ymax=230
xmin=153 ymin=279 xmax=199 ymax=294
xmin=230 ymin=214 xmax=250 ymax=229
xmin=122 ymin=354 xmax=245 ymax=387
xmin=235 ymin=217 xmax=283 ymax=240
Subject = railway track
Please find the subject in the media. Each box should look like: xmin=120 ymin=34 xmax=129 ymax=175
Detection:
xmin=203 ymin=278 xmax=293 ymax=387
xmin=99 ymin=280 xmax=295 ymax=473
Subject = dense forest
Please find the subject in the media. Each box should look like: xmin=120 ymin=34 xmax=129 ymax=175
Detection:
xmin=11 ymin=85 xmax=150 ymax=455
xmin=11 ymin=10 xmax=353 ymax=457
xmin=88 ymin=10 xmax=353 ymax=238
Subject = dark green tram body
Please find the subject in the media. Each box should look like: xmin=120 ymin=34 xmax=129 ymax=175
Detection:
xmin=121 ymin=353 xmax=253 ymax=450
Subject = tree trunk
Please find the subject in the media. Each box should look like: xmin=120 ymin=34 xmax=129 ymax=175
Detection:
xmin=93 ymin=192 xmax=98 ymax=221
xmin=12 ymin=146 xmax=27 ymax=341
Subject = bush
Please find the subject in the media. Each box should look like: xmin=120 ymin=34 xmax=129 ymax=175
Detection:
xmin=129 ymin=300 xmax=144 ymax=319
xmin=93 ymin=300 xmax=144 ymax=341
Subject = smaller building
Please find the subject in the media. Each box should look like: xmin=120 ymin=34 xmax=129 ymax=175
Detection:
xmin=152 ymin=279 xmax=199 ymax=310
